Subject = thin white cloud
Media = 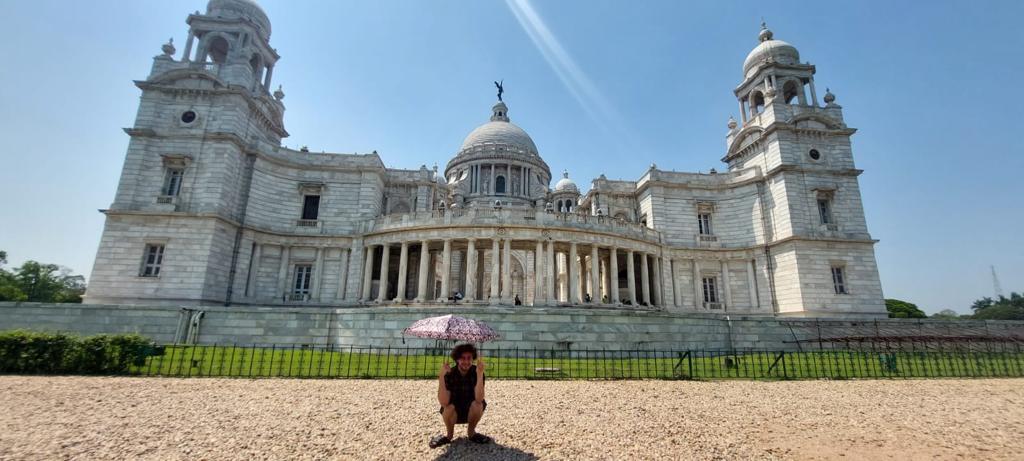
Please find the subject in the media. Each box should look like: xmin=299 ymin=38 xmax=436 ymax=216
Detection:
xmin=505 ymin=0 xmax=634 ymax=147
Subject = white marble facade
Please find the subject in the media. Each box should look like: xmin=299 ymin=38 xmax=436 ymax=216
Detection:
xmin=84 ymin=1 xmax=886 ymax=318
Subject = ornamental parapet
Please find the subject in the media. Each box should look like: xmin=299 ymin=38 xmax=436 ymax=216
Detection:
xmin=363 ymin=208 xmax=661 ymax=243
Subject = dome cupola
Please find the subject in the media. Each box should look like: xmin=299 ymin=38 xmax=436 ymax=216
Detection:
xmin=554 ymin=169 xmax=578 ymax=193
xmin=457 ymin=101 xmax=540 ymax=156
xmin=444 ymin=86 xmax=552 ymax=209
xmin=742 ymin=22 xmax=799 ymax=79
xmin=206 ymin=0 xmax=272 ymax=39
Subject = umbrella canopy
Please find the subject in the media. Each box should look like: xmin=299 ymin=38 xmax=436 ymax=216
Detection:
xmin=402 ymin=314 xmax=501 ymax=342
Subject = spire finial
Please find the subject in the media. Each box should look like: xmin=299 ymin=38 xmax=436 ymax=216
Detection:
xmin=758 ymin=20 xmax=773 ymax=42
xmin=562 ymin=169 xmax=569 ymax=179
xmin=161 ymin=37 xmax=176 ymax=56
xmin=823 ymin=87 xmax=836 ymax=105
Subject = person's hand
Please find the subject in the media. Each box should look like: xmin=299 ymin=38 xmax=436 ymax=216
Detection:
xmin=476 ymin=354 xmax=486 ymax=375
xmin=440 ymin=361 xmax=451 ymax=377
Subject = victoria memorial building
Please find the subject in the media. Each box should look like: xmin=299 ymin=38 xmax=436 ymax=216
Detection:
xmin=84 ymin=0 xmax=887 ymax=318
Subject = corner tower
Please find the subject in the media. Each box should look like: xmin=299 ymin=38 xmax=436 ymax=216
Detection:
xmin=85 ymin=0 xmax=288 ymax=305
xmin=723 ymin=24 xmax=885 ymax=317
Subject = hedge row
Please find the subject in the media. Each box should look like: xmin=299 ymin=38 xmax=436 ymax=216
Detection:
xmin=0 ymin=330 xmax=155 ymax=374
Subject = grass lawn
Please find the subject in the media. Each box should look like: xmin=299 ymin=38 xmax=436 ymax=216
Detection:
xmin=130 ymin=344 xmax=1024 ymax=380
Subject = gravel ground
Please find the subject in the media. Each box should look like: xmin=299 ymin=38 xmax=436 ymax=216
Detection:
xmin=0 ymin=377 xmax=1020 ymax=460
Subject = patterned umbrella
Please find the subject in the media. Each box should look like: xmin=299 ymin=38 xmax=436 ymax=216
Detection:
xmin=402 ymin=314 xmax=501 ymax=342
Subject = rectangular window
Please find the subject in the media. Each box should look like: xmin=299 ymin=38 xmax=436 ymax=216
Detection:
xmin=163 ymin=169 xmax=184 ymax=196
xmin=141 ymin=244 xmax=164 ymax=277
xmin=702 ymin=277 xmax=718 ymax=303
xmin=698 ymin=213 xmax=713 ymax=235
xmin=293 ymin=264 xmax=313 ymax=296
xmin=818 ymin=199 xmax=833 ymax=225
xmin=832 ymin=266 xmax=847 ymax=294
xmin=301 ymin=195 xmax=320 ymax=220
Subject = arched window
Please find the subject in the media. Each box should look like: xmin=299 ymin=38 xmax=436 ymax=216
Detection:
xmin=783 ymin=80 xmax=800 ymax=104
xmin=557 ymin=200 xmax=564 ymax=212
xmin=750 ymin=91 xmax=765 ymax=115
xmin=495 ymin=175 xmax=506 ymax=194
xmin=207 ymin=36 xmax=230 ymax=63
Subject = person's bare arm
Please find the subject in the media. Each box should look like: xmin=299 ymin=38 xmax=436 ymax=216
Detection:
xmin=437 ymin=361 xmax=451 ymax=406
xmin=474 ymin=353 xmax=486 ymax=402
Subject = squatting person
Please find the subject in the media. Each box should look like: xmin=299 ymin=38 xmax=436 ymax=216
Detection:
xmin=429 ymin=343 xmax=492 ymax=448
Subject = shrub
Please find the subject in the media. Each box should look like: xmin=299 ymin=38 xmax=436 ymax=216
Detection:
xmin=0 ymin=330 xmax=155 ymax=375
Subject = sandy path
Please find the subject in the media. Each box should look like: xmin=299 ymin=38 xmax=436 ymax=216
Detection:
xmin=0 ymin=377 xmax=1020 ymax=460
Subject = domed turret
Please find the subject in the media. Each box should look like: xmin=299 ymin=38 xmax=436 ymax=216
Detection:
xmin=742 ymin=22 xmax=799 ymax=79
xmin=554 ymin=170 xmax=578 ymax=193
xmin=207 ymin=0 xmax=271 ymax=39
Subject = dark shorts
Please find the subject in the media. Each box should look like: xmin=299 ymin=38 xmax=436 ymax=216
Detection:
xmin=440 ymin=400 xmax=487 ymax=424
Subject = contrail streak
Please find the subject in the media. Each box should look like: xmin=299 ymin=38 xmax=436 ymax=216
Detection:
xmin=505 ymin=0 xmax=634 ymax=147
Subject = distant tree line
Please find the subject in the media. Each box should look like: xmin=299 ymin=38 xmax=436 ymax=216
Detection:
xmin=0 ymin=250 xmax=86 ymax=303
xmin=886 ymin=293 xmax=1024 ymax=321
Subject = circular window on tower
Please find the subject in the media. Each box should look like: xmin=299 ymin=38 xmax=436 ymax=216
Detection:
xmin=808 ymin=148 xmax=821 ymax=161
xmin=180 ymin=110 xmax=197 ymax=124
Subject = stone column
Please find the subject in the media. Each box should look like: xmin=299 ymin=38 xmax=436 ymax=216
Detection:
xmin=337 ymin=249 xmax=350 ymax=300
xmin=721 ymin=260 xmax=733 ymax=311
xmin=693 ymin=259 xmax=703 ymax=309
xmin=396 ymin=242 xmax=409 ymax=301
xmin=609 ymin=247 xmax=619 ymax=304
xmin=263 ymin=65 xmax=274 ymax=90
xmin=590 ymin=246 xmax=600 ymax=303
xmin=277 ymin=245 xmax=291 ymax=299
xmin=626 ymin=250 xmax=637 ymax=305
xmin=501 ymin=238 xmax=512 ymax=301
xmin=580 ymin=255 xmax=589 ymax=299
xmin=546 ymin=240 xmax=555 ymax=302
xmin=534 ymin=240 xmax=544 ymax=305
xmin=376 ymin=244 xmax=391 ymax=302
xmin=465 ymin=239 xmax=477 ymax=301
xmin=440 ymin=239 xmax=452 ymax=300
xmin=490 ymin=239 xmax=500 ymax=300
xmin=640 ymin=253 xmax=651 ymax=305
xmin=490 ymin=164 xmax=495 ymax=194
xmin=671 ymin=257 xmax=679 ymax=307
xmin=568 ymin=242 xmax=578 ymax=303
xmin=747 ymin=259 xmax=759 ymax=309
xmin=361 ymin=245 xmax=374 ymax=301
xmin=312 ymin=247 xmax=325 ymax=301
xmin=245 ymin=243 xmax=261 ymax=298
xmin=416 ymin=241 xmax=430 ymax=302
xmin=809 ymin=77 xmax=819 ymax=107
xmin=652 ymin=257 xmax=663 ymax=307
xmin=182 ymin=31 xmax=195 ymax=62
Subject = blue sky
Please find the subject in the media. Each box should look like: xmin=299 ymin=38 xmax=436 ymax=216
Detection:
xmin=1 ymin=0 xmax=1021 ymax=314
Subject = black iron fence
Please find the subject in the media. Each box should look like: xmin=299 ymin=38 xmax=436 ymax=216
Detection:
xmin=106 ymin=343 xmax=1024 ymax=380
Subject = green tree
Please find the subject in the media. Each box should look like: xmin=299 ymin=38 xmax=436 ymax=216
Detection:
xmin=930 ymin=309 xmax=961 ymax=319
xmin=0 ymin=252 xmax=85 ymax=303
xmin=971 ymin=292 xmax=1024 ymax=320
xmin=0 ymin=251 xmax=27 ymax=302
xmin=885 ymin=298 xmax=926 ymax=319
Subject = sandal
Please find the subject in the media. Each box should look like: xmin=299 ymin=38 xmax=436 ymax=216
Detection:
xmin=469 ymin=433 xmax=493 ymax=444
xmin=429 ymin=435 xmax=451 ymax=448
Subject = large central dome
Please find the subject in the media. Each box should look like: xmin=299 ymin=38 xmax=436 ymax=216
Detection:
xmin=459 ymin=120 xmax=539 ymax=155
xmin=456 ymin=101 xmax=539 ymax=157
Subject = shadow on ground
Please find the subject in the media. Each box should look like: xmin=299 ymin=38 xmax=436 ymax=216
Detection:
xmin=433 ymin=437 xmax=538 ymax=460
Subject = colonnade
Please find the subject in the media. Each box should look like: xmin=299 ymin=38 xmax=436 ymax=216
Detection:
xmin=359 ymin=238 xmax=675 ymax=308
xmin=243 ymin=239 xmax=762 ymax=312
